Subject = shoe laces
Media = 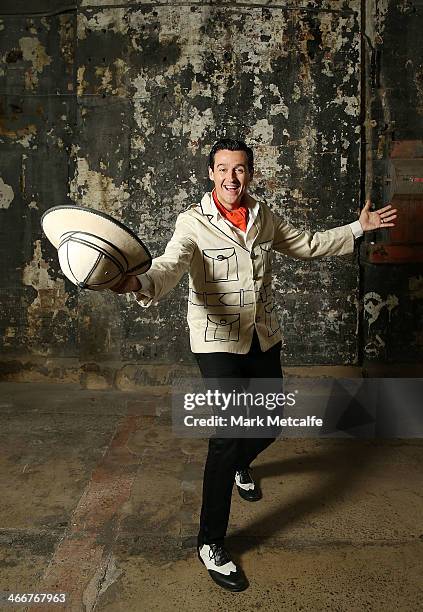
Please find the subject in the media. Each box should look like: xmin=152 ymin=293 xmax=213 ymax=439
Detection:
xmin=208 ymin=543 xmax=231 ymax=566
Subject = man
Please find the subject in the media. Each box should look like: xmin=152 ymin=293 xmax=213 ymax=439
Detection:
xmin=112 ymin=139 xmax=397 ymax=592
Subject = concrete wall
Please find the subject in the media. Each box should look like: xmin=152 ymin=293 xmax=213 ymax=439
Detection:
xmin=3 ymin=1 xmax=418 ymax=384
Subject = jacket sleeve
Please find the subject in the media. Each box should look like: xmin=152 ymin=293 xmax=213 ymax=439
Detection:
xmin=272 ymin=212 xmax=355 ymax=259
xmin=133 ymin=212 xmax=196 ymax=307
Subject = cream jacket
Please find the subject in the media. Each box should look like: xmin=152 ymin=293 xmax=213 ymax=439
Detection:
xmin=134 ymin=192 xmax=361 ymax=354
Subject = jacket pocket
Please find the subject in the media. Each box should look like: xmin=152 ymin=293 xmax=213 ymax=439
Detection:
xmin=259 ymin=240 xmax=273 ymax=273
xmin=258 ymin=281 xmax=272 ymax=303
xmin=264 ymin=303 xmax=280 ymax=336
xmin=205 ymin=313 xmax=240 ymax=342
xmin=203 ymin=247 xmax=239 ymax=283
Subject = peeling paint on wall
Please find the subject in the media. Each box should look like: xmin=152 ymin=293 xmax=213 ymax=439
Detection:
xmin=19 ymin=36 xmax=52 ymax=91
xmin=0 ymin=177 xmax=14 ymax=209
xmin=0 ymin=121 xmax=37 ymax=147
xmin=364 ymin=291 xmax=399 ymax=328
xmin=69 ymin=156 xmax=131 ymax=218
xmin=77 ymin=9 xmax=129 ymax=41
xmin=22 ymin=240 xmax=73 ymax=353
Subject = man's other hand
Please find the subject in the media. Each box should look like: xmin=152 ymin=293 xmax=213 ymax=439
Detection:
xmin=110 ymin=275 xmax=142 ymax=293
xmin=359 ymin=199 xmax=397 ymax=231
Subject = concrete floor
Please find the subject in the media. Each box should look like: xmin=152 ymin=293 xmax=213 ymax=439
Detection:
xmin=0 ymin=382 xmax=422 ymax=612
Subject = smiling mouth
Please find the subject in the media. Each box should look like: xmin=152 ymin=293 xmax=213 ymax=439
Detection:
xmin=223 ymin=185 xmax=240 ymax=193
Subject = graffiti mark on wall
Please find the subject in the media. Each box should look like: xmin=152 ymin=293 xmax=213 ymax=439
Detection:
xmin=363 ymin=291 xmax=399 ymax=328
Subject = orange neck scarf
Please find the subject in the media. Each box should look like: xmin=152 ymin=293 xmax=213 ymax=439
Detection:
xmin=212 ymin=189 xmax=249 ymax=232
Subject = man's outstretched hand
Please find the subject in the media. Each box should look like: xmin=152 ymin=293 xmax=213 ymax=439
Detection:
xmin=359 ymin=200 xmax=397 ymax=232
xmin=110 ymin=275 xmax=142 ymax=293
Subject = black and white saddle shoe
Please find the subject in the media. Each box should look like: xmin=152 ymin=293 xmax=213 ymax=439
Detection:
xmin=198 ymin=543 xmax=249 ymax=592
xmin=235 ymin=468 xmax=262 ymax=502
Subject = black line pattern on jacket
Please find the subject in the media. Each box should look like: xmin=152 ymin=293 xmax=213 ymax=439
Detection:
xmin=264 ymin=302 xmax=280 ymax=337
xmin=257 ymin=239 xmax=273 ymax=276
xmin=205 ymin=313 xmax=240 ymax=342
xmin=189 ymin=289 xmax=256 ymax=308
xmin=202 ymin=247 xmax=239 ymax=283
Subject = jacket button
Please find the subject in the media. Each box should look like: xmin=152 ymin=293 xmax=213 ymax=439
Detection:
xmin=256 ymin=317 xmax=261 ymax=322
xmin=251 ymin=253 xmax=256 ymax=260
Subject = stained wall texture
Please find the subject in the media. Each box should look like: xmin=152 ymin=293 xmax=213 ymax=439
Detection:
xmin=360 ymin=0 xmax=423 ymax=369
xmin=2 ymin=0 xmax=418 ymax=381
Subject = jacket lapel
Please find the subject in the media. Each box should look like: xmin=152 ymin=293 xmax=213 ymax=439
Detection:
xmin=251 ymin=194 xmax=262 ymax=237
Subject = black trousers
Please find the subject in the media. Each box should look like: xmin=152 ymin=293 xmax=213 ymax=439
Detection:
xmin=193 ymin=330 xmax=283 ymax=547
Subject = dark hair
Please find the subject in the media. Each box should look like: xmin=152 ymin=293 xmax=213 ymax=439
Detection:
xmin=208 ymin=139 xmax=254 ymax=174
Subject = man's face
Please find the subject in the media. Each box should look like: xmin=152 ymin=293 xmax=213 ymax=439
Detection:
xmin=208 ymin=149 xmax=252 ymax=210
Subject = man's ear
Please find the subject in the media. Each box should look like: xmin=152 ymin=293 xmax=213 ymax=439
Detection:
xmin=208 ymin=166 xmax=214 ymax=181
